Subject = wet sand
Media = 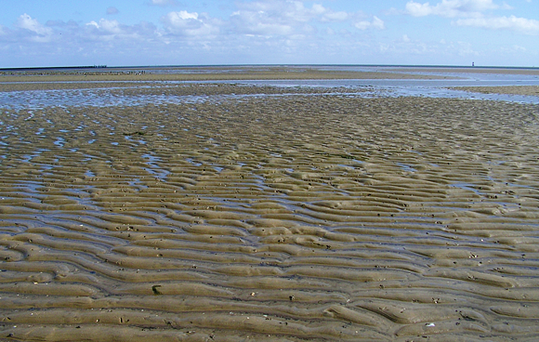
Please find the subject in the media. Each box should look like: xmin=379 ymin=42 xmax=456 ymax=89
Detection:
xmin=454 ymin=85 xmax=539 ymax=97
xmin=2 ymin=78 xmax=539 ymax=341
xmin=391 ymin=67 xmax=539 ymax=76
xmin=0 ymin=66 xmax=442 ymax=91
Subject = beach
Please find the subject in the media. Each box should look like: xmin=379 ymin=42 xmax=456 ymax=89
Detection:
xmin=2 ymin=67 xmax=539 ymax=341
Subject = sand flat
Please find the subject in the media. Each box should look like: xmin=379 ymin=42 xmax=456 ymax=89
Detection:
xmin=454 ymin=85 xmax=539 ymax=96
xmin=1 ymin=78 xmax=539 ymax=341
xmin=390 ymin=66 xmax=539 ymax=76
xmin=0 ymin=65 xmax=443 ymax=87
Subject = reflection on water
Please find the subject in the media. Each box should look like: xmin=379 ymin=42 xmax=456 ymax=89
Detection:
xmin=0 ymin=86 xmax=212 ymax=111
xmin=2 ymin=84 xmax=538 ymax=111
xmin=1 ymin=68 xmax=538 ymax=110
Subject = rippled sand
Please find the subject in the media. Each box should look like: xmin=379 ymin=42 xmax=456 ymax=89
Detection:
xmin=2 ymin=82 xmax=539 ymax=341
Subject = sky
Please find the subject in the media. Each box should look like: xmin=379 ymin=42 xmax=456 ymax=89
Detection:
xmin=1 ymin=0 xmax=538 ymax=68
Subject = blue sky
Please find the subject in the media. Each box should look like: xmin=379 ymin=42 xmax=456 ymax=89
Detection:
xmin=1 ymin=0 xmax=538 ymax=68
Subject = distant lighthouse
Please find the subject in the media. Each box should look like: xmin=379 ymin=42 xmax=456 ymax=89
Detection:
xmin=472 ymin=62 xmax=475 ymax=67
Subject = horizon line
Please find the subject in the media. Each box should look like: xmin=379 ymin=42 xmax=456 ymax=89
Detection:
xmin=1 ymin=63 xmax=539 ymax=72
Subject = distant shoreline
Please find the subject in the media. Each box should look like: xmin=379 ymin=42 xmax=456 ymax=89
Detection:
xmin=0 ymin=65 xmax=108 ymax=72
xmin=1 ymin=64 xmax=539 ymax=73
xmin=3 ymin=64 xmax=539 ymax=84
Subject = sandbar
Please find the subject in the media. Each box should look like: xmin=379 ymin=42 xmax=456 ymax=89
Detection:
xmin=0 ymin=65 xmax=445 ymax=88
xmin=453 ymin=85 xmax=539 ymax=96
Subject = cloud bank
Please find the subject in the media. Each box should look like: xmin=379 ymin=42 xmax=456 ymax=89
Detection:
xmin=405 ymin=0 xmax=539 ymax=34
xmin=405 ymin=0 xmax=500 ymax=17
xmin=0 ymin=0 xmax=389 ymax=64
xmin=456 ymin=15 xmax=539 ymax=34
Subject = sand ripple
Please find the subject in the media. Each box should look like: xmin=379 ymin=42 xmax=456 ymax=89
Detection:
xmin=2 ymin=87 xmax=539 ymax=341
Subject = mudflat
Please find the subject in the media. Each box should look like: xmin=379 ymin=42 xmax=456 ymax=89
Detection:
xmin=391 ymin=67 xmax=539 ymax=76
xmin=2 ymin=74 xmax=539 ymax=341
xmin=0 ymin=66 xmax=439 ymax=90
xmin=454 ymin=85 xmax=539 ymax=96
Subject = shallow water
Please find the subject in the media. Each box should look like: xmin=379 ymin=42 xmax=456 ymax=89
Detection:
xmin=2 ymin=81 xmax=539 ymax=341
xmin=1 ymin=68 xmax=539 ymax=111
xmin=2 ymin=82 xmax=538 ymax=111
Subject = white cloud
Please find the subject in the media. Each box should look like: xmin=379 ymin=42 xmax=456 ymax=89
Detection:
xmin=148 ymin=0 xmax=179 ymax=6
xmin=162 ymin=11 xmax=220 ymax=36
xmin=107 ymin=7 xmax=119 ymax=15
xmin=405 ymin=0 xmax=499 ymax=17
xmin=314 ymin=4 xmax=350 ymax=22
xmin=403 ymin=0 xmax=539 ymax=35
xmin=15 ymin=13 xmax=53 ymax=42
xmin=174 ymin=11 xmax=198 ymax=20
xmin=229 ymin=0 xmax=380 ymax=36
xmin=456 ymin=15 xmax=539 ymax=34
xmin=354 ymin=16 xmax=385 ymax=30
xmin=16 ymin=13 xmax=53 ymax=37
xmin=512 ymin=45 xmax=527 ymax=52
xmin=86 ymin=19 xmax=123 ymax=34
xmin=322 ymin=11 xmax=349 ymax=21
xmin=229 ymin=1 xmax=315 ymax=36
xmin=1 ymin=2 xmax=388 ymax=67
xmin=81 ymin=18 xmax=160 ymax=44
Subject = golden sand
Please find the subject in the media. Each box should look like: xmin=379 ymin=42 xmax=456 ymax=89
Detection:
xmin=1 ymin=79 xmax=539 ymax=341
